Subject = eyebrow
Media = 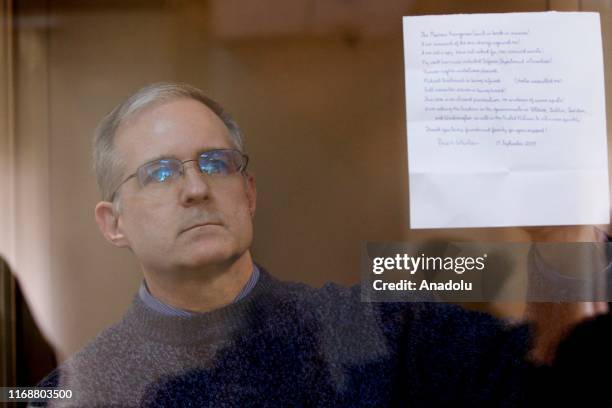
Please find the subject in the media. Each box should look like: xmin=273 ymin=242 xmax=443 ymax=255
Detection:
xmin=141 ymin=154 xmax=180 ymax=165
xmin=139 ymin=148 xmax=232 ymax=168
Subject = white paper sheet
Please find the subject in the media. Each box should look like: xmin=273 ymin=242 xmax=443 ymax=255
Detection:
xmin=403 ymin=12 xmax=609 ymax=229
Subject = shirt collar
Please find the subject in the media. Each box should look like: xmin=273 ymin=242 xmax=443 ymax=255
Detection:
xmin=139 ymin=264 xmax=260 ymax=317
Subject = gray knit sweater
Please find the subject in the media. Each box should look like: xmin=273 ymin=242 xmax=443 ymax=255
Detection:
xmin=37 ymin=267 xmax=533 ymax=407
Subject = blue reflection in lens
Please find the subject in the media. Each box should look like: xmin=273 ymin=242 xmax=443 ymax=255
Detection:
xmin=140 ymin=159 xmax=180 ymax=186
xmin=153 ymin=167 xmax=173 ymax=182
xmin=200 ymin=159 xmax=229 ymax=175
xmin=199 ymin=151 xmax=234 ymax=175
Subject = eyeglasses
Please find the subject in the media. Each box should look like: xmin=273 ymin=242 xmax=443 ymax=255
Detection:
xmin=111 ymin=148 xmax=249 ymax=201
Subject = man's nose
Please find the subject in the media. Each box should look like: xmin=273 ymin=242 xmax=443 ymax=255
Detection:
xmin=179 ymin=162 xmax=211 ymax=205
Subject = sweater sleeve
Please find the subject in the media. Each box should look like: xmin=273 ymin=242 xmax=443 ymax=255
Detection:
xmin=382 ymin=301 xmax=535 ymax=406
xmin=308 ymin=281 xmax=540 ymax=406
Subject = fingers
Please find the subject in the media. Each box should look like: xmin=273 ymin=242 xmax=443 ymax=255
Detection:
xmin=524 ymin=225 xmax=604 ymax=242
xmin=593 ymin=301 xmax=609 ymax=315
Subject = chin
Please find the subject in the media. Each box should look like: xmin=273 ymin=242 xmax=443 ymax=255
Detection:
xmin=177 ymin=228 xmax=252 ymax=269
xmin=181 ymin=243 xmax=243 ymax=269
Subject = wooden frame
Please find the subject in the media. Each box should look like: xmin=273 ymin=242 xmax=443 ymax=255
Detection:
xmin=0 ymin=0 xmax=16 ymax=389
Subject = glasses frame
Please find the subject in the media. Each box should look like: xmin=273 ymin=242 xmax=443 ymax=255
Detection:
xmin=110 ymin=148 xmax=249 ymax=202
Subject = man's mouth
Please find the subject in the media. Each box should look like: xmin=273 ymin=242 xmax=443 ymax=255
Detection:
xmin=180 ymin=222 xmax=222 ymax=234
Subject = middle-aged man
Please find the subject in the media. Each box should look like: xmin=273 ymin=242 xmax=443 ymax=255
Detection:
xmin=36 ymin=82 xmax=610 ymax=407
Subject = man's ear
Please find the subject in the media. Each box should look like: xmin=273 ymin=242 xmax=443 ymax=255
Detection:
xmin=94 ymin=201 xmax=129 ymax=248
xmin=245 ymin=173 xmax=257 ymax=218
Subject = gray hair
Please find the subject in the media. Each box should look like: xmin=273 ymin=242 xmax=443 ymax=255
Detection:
xmin=93 ymin=82 xmax=245 ymax=202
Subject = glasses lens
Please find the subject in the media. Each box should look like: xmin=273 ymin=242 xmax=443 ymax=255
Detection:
xmin=138 ymin=159 xmax=182 ymax=186
xmin=198 ymin=150 xmax=245 ymax=175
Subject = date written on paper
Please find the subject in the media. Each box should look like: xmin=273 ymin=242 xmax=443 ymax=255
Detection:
xmin=435 ymin=137 xmax=536 ymax=147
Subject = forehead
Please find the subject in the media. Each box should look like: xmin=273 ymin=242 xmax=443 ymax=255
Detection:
xmin=115 ymin=98 xmax=235 ymax=170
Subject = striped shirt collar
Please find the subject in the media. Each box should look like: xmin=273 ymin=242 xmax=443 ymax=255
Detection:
xmin=138 ymin=264 xmax=260 ymax=317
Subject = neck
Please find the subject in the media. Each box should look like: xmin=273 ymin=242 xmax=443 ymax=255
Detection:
xmin=142 ymin=252 xmax=254 ymax=313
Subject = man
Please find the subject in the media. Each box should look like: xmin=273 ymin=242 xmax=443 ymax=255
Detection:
xmin=36 ymin=82 xmax=608 ymax=406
